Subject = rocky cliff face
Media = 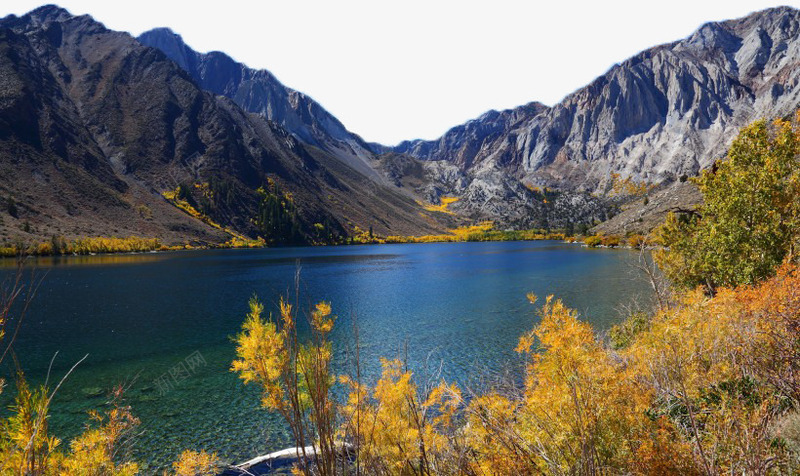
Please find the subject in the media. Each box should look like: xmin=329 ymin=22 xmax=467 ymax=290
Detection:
xmin=394 ymin=6 xmax=800 ymax=218
xmin=393 ymin=103 xmax=549 ymax=169
xmin=137 ymin=28 xmax=382 ymax=181
xmin=0 ymin=6 xmax=446 ymax=245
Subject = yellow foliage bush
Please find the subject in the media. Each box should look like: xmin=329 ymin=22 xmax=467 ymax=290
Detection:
xmin=231 ymin=296 xmax=338 ymax=476
xmin=340 ymin=359 xmax=461 ymax=473
xmin=0 ymin=236 xmax=164 ymax=257
xmin=584 ymin=235 xmax=602 ymax=247
xmin=609 ymin=172 xmax=653 ymax=198
xmin=0 ymin=383 xmax=140 ymax=475
xmin=59 ymin=387 xmax=139 ymax=475
xmin=512 ymin=295 xmax=656 ymax=473
xmin=627 ymin=233 xmax=648 ymax=249
xmin=171 ymin=450 xmax=219 ymax=476
xmin=70 ymin=236 xmax=162 ymax=255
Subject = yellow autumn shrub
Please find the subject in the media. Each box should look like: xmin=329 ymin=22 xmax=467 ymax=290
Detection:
xmin=463 ymin=393 xmax=531 ymax=475
xmin=231 ymin=297 xmax=338 ymax=476
xmin=622 ymin=265 xmax=799 ymax=474
xmin=512 ymin=295 xmax=654 ymax=473
xmin=0 ymin=378 xmax=61 ymax=475
xmin=170 ymin=450 xmax=220 ymax=476
xmin=0 ymin=382 xmax=139 ymax=476
xmin=59 ymin=387 xmax=139 ymax=475
xmin=339 ymin=359 xmax=461 ymax=474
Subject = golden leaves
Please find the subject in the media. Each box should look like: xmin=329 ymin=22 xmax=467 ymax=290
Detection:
xmin=172 ymin=450 xmax=219 ymax=476
xmin=59 ymin=392 xmax=140 ymax=475
xmin=340 ymin=358 xmax=452 ymax=472
xmin=0 ymin=382 xmax=140 ymax=475
xmin=231 ymin=296 xmax=287 ymax=410
xmin=311 ymin=301 xmax=334 ymax=334
xmin=231 ymin=295 xmax=339 ymax=475
xmin=225 ymin=265 xmax=800 ymax=474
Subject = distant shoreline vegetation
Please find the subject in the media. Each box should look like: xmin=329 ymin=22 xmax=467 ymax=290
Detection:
xmin=0 ymin=235 xmax=265 ymax=258
xmin=568 ymin=233 xmax=651 ymax=250
xmin=0 ymin=227 xmax=649 ymax=260
xmin=0 ymin=222 xmax=580 ymax=258
xmin=347 ymin=222 xmax=567 ymax=244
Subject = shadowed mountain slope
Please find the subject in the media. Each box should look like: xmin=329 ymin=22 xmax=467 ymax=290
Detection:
xmin=137 ymin=27 xmax=381 ymax=181
xmin=0 ymin=6 xmax=448 ymax=246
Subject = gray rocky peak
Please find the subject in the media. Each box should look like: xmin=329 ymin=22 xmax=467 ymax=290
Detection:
xmin=137 ymin=27 xmax=383 ymax=181
xmin=394 ymin=6 xmax=800 ymax=197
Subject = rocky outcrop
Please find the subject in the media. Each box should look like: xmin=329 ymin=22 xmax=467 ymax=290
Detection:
xmin=591 ymin=181 xmax=704 ymax=236
xmin=373 ymin=152 xmax=613 ymax=229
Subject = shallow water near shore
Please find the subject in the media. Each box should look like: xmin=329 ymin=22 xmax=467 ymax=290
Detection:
xmin=0 ymin=241 xmax=651 ymax=472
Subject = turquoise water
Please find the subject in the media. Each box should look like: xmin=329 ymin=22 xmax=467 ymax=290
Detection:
xmin=0 ymin=241 xmax=651 ymax=472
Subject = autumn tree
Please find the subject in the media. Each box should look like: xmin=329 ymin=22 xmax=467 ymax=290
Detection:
xmin=339 ymin=359 xmax=463 ymax=474
xmin=656 ymin=116 xmax=800 ymax=291
xmin=171 ymin=450 xmax=220 ymax=476
xmin=231 ymin=296 xmax=338 ymax=476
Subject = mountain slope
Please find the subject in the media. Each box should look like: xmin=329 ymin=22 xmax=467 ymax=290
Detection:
xmin=137 ymin=27 xmax=381 ymax=181
xmin=0 ymin=6 xmax=447 ymax=247
xmin=4 ymin=6 xmax=797 ymax=242
xmin=136 ymin=26 xmax=617 ymax=230
xmin=393 ymin=6 xmax=800 ymax=220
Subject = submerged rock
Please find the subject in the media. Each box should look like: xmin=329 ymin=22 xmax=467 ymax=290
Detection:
xmin=80 ymin=387 xmax=104 ymax=398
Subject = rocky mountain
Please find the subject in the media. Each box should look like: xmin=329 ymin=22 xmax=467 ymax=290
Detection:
xmin=136 ymin=21 xmax=617 ymax=230
xmin=3 ymin=5 xmax=799 ymax=244
xmin=394 ymin=103 xmax=549 ymax=169
xmin=0 ymin=5 xmax=448 ymax=247
xmin=392 ymin=6 xmax=800 ymax=222
xmin=136 ymin=27 xmax=381 ymax=181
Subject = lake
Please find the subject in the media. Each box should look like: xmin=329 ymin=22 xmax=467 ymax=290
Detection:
xmin=0 ymin=241 xmax=652 ymax=472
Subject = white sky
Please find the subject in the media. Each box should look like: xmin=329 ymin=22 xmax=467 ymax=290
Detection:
xmin=3 ymin=1 xmax=798 ymax=145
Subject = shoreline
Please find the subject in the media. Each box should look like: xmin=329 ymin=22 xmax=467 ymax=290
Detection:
xmin=0 ymin=233 xmax=568 ymax=260
xmin=0 ymin=231 xmax=650 ymax=265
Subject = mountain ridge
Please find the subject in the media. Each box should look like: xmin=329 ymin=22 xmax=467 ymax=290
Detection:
xmin=136 ymin=23 xmax=617 ymax=229
xmin=0 ymin=5 xmax=450 ymax=247
xmin=3 ymin=5 xmax=800 ymax=245
xmin=137 ymin=27 xmax=383 ymax=182
xmin=393 ymin=5 xmax=800 ymax=198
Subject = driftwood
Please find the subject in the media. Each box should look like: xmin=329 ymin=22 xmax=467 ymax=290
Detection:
xmin=222 ymin=443 xmax=354 ymax=475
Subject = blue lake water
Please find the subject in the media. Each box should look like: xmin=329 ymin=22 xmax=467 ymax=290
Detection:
xmin=0 ymin=241 xmax=651 ymax=472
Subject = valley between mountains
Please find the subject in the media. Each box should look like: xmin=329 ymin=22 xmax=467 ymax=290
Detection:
xmin=1 ymin=5 xmax=799 ymax=247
